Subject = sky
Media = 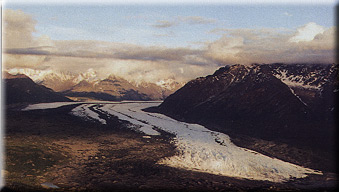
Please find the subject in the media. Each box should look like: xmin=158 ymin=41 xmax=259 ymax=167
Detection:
xmin=2 ymin=0 xmax=337 ymax=83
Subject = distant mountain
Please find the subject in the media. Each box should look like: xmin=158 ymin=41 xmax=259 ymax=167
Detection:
xmin=3 ymin=72 xmax=72 ymax=104
xmin=7 ymin=68 xmax=184 ymax=101
xmin=63 ymin=75 xmax=149 ymax=101
xmin=155 ymin=63 xmax=337 ymax=150
xmin=63 ymin=75 xmax=165 ymax=101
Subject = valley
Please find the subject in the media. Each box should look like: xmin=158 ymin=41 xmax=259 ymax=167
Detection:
xmin=3 ymin=101 xmax=337 ymax=191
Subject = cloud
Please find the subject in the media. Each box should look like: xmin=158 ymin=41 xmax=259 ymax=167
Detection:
xmin=2 ymin=9 xmax=37 ymax=48
xmin=205 ymin=35 xmax=244 ymax=64
xmin=152 ymin=16 xmax=216 ymax=28
xmin=3 ymin=23 xmax=335 ymax=82
xmin=205 ymin=23 xmax=335 ymax=65
xmin=152 ymin=20 xmax=176 ymax=28
xmin=2 ymin=9 xmax=57 ymax=70
xmin=3 ymin=54 xmax=49 ymax=69
xmin=4 ymin=47 xmax=52 ymax=55
xmin=4 ymin=53 xmax=216 ymax=83
xmin=3 ymin=37 xmax=215 ymax=82
xmin=110 ymin=46 xmax=203 ymax=62
xmin=289 ymin=22 xmax=325 ymax=42
xmin=2 ymin=9 xmax=335 ymax=84
xmin=4 ymin=38 xmax=205 ymax=64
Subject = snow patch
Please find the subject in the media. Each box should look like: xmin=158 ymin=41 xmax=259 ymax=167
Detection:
xmin=156 ymin=79 xmax=185 ymax=91
xmin=289 ymin=88 xmax=308 ymax=106
xmin=274 ymin=70 xmax=322 ymax=90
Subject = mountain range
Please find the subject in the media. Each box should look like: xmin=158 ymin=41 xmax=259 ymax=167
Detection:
xmin=6 ymin=68 xmax=184 ymax=101
xmin=154 ymin=63 xmax=337 ymax=150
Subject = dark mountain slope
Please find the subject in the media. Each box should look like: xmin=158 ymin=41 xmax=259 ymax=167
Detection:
xmin=156 ymin=64 xmax=337 ymax=150
xmin=3 ymin=72 xmax=72 ymax=104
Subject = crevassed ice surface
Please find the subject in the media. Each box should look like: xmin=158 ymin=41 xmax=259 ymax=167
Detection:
xmin=22 ymin=101 xmax=322 ymax=182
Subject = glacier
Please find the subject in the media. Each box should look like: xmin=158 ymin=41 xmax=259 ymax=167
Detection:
xmin=22 ymin=101 xmax=322 ymax=182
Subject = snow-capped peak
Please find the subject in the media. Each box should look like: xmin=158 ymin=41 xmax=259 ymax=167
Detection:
xmin=73 ymin=68 xmax=100 ymax=84
xmin=8 ymin=68 xmax=53 ymax=82
xmin=156 ymin=78 xmax=185 ymax=91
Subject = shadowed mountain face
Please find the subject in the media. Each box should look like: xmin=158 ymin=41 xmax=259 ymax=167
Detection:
xmin=156 ymin=63 xmax=337 ymax=150
xmin=3 ymin=72 xmax=72 ymax=104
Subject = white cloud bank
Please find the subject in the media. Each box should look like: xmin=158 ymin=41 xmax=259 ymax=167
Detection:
xmin=289 ymin=22 xmax=325 ymax=42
